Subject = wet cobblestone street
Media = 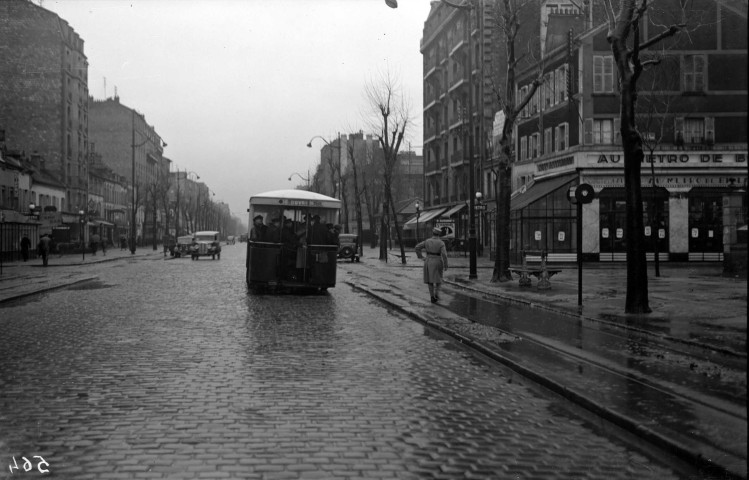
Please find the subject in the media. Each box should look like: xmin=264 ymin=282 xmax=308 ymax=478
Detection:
xmin=0 ymin=246 xmax=686 ymax=479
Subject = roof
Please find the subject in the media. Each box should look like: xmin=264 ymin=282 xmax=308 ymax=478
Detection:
xmin=249 ymin=189 xmax=341 ymax=209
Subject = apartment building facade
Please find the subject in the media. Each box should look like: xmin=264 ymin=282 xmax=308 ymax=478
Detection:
xmin=0 ymin=0 xmax=90 ymax=214
xmin=89 ymin=97 xmax=168 ymax=243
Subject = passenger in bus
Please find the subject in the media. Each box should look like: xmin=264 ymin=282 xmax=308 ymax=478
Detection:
xmin=250 ymin=215 xmax=267 ymax=242
xmin=266 ymin=217 xmax=281 ymax=243
xmin=282 ymin=218 xmax=300 ymax=280
xmin=309 ymin=215 xmax=329 ymax=245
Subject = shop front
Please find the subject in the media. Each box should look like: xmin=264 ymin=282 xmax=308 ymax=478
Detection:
xmin=507 ymin=150 xmax=747 ymax=262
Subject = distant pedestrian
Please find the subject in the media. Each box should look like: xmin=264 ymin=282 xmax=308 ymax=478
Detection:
xmin=38 ymin=234 xmax=51 ymax=267
xmin=20 ymin=235 xmax=31 ymax=261
xmin=91 ymin=233 xmax=100 ymax=256
xmin=120 ymin=235 xmax=127 ymax=250
xmin=414 ymin=227 xmax=448 ymax=303
xmin=101 ymin=236 xmax=107 ymax=256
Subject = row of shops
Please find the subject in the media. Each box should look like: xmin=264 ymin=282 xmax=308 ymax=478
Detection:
xmin=402 ymin=151 xmax=747 ymax=264
xmin=0 ymin=209 xmax=122 ymax=261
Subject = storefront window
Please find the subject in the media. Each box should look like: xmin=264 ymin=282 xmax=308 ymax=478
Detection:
xmin=688 ymin=191 xmax=723 ymax=253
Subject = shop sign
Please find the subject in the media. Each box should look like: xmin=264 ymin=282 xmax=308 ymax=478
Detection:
xmin=645 ymin=226 xmax=651 ymax=237
xmin=616 ymin=228 xmax=623 ymax=239
xmin=692 ymin=228 xmax=699 ymax=238
xmin=558 ymin=231 xmax=565 ymax=242
xmin=584 ymin=175 xmax=746 ymax=190
xmin=602 ymin=228 xmax=609 ymax=239
xmin=593 ymin=153 xmax=747 ymax=165
xmin=534 ymin=231 xmax=542 ymax=241
xmin=659 ymin=229 xmax=665 ymax=239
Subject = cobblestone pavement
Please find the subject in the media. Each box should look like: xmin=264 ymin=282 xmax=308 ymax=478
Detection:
xmin=0 ymin=245 xmax=690 ymax=479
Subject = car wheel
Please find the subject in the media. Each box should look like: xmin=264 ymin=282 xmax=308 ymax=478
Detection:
xmin=339 ymin=246 xmax=354 ymax=258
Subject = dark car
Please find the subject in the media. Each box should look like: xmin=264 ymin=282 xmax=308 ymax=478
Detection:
xmin=337 ymin=234 xmax=359 ymax=262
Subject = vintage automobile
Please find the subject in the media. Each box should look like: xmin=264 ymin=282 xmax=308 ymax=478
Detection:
xmin=173 ymin=235 xmax=194 ymax=258
xmin=337 ymin=234 xmax=359 ymax=262
xmin=191 ymin=231 xmax=222 ymax=260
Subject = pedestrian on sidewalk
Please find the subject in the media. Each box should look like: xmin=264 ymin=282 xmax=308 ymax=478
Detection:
xmin=20 ymin=235 xmax=31 ymax=261
xmin=37 ymin=234 xmax=51 ymax=267
xmin=415 ymin=227 xmax=448 ymax=303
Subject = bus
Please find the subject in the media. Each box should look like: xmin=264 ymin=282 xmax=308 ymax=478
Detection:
xmin=246 ymin=189 xmax=341 ymax=292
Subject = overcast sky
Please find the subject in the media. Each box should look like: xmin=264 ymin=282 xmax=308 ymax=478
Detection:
xmin=44 ymin=0 xmax=431 ymax=222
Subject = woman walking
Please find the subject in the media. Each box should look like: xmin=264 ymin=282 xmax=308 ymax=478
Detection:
xmin=415 ymin=228 xmax=448 ymax=303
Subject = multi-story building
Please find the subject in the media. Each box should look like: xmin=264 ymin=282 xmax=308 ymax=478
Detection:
xmin=0 ymin=0 xmax=89 ymax=213
xmin=420 ymin=0 xmax=502 ymax=251
xmin=89 ymin=149 xmax=129 ymax=246
xmin=509 ymin=0 xmax=747 ymax=263
xmin=89 ymin=96 xmax=167 ymax=244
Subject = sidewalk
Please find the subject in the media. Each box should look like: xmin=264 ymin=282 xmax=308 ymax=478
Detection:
xmin=0 ymin=247 xmax=164 ymax=304
xmin=362 ymin=247 xmax=747 ymax=356
xmin=348 ymin=248 xmax=747 ymax=478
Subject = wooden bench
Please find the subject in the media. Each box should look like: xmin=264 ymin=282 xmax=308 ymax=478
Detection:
xmin=508 ymin=250 xmax=562 ymax=290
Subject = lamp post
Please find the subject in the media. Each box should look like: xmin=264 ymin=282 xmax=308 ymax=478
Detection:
xmin=415 ymin=201 xmax=421 ymax=243
xmin=475 ymin=191 xmax=483 ymax=254
xmin=307 ymin=134 xmax=341 ymax=200
xmin=387 ymin=0 xmax=477 ymax=278
xmin=79 ymin=209 xmax=86 ymax=261
xmin=288 ymin=172 xmax=311 ymax=189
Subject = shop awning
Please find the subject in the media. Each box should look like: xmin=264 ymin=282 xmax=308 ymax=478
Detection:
xmin=96 ymin=220 xmax=114 ymax=227
xmin=511 ymin=173 xmax=578 ymax=211
xmin=402 ymin=207 xmax=446 ymax=229
xmin=439 ymin=203 xmax=466 ymax=219
xmin=61 ymin=214 xmax=80 ymax=223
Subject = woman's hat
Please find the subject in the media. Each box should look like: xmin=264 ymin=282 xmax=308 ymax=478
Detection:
xmin=432 ymin=227 xmax=442 ymax=235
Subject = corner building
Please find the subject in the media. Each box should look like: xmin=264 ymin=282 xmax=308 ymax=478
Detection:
xmin=509 ymin=0 xmax=747 ymax=262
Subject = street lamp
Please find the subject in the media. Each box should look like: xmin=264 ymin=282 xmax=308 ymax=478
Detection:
xmin=307 ymin=134 xmax=342 ymax=200
xmin=79 ymin=209 xmax=86 ymax=261
xmin=288 ymin=172 xmax=311 ymax=189
xmin=415 ymin=201 xmax=421 ymax=243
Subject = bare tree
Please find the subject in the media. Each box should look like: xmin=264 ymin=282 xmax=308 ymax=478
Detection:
xmin=363 ymin=69 xmax=414 ymax=263
xmin=635 ymin=53 xmax=681 ymax=277
xmin=486 ymin=0 xmax=545 ymax=282
xmin=606 ymin=0 xmax=685 ymax=313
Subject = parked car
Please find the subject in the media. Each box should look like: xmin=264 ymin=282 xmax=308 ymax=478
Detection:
xmin=173 ymin=235 xmax=194 ymax=258
xmin=337 ymin=234 xmax=359 ymax=262
xmin=190 ymin=231 xmax=222 ymax=260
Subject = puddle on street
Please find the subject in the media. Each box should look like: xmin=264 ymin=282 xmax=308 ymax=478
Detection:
xmin=66 ymin=280 xmax=112 ymax=291
xmin=444 ymin=289 xmax=747 ymax=407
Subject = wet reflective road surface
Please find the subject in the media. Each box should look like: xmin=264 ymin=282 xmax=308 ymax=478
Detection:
xmin=347 ymin=265 xmax=747 ymax=479
xmin=0 ymin=245 xmax=701 ymax=479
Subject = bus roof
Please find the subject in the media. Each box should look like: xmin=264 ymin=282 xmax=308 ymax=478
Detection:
xmin=249 ymin=189 xmax=341 ymax=209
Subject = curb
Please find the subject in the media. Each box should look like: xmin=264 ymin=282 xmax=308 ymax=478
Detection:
xmin=346 ymin=278 xmax=745 ymax=480
xmin=0 ymin=276 xmax=98 ymax=304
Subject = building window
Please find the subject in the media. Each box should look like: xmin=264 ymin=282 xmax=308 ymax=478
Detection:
xmin=531 ymin=133 xmax=540 ymax=158
xmin=682 ymin=55 xmax=706 ymax=92
xmin=555 ymin=123 xmax=569 ymax=151
xmin=676 ymin=117 xmax=713 ymax=144
xmin=593 ymin=56 xmax=614 ymax=93
xmin=520 ymin=135 xmax=527 ymax=161
xmin=556 ymin=64 xmax=567 ymax=103
xmin=544 ymin=127 xmax=553 ymax=154
xmin=593 ymin=119 xmax=614 ymax=144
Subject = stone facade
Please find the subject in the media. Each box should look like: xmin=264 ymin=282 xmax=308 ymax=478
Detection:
xmin=0 ymin=0 xmax=89 ymax=213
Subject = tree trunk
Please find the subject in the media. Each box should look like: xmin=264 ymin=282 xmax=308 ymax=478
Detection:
xmin=388 ymin=187 xmax=406 ymax=264
xmin=491 ymin=139 xmax=514 ymax=282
